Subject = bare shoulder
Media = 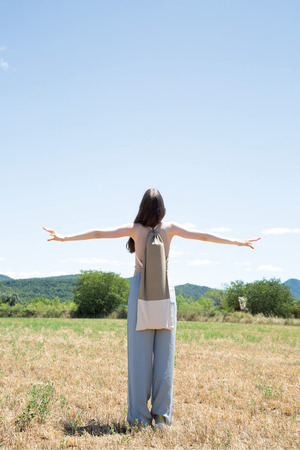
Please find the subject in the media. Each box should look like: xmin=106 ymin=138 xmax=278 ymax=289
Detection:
xmin=132 ymin=223 xmax=145 ymax=233
xmin=129 ymin=222 xmax=141 ymax=238
xmin=132 ymin=223 xmax=150 ymax=238
xmin=158 ymin=221 xmax=177 ymax=237
xmin=160 ymin=222 xmax=174 ymax=231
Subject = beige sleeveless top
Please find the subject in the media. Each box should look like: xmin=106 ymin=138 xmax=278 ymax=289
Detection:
xmin=133 ymin=223 xmax=170 ymax=275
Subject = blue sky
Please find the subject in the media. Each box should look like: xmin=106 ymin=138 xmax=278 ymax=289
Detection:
xmin=1 ymin=1 xmax=299 ymax=289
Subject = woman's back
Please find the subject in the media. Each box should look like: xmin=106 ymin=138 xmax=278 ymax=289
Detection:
xmin=133 ymin=222 xmax=172 ymax=275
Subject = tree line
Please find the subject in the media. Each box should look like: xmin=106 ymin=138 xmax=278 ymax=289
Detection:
xmin=0 ymin=270 xmax=299 ymax=320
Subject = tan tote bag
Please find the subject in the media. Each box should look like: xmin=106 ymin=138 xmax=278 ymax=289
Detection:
xmin=136 ymin=229 xmax=174 ymax=331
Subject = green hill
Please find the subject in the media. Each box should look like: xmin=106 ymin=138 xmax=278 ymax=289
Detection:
xmin=284 ymin=279 xmax=300 ymax=299
xmin=0 ymin=275 xmax=78 ymax=302
xmin=0 ymin=274 xmax=12 ymax=281
xmin=0 ymin=282 xmax=14 ymax=296
xmin=175 ymin=283 xmax=211 ymax=299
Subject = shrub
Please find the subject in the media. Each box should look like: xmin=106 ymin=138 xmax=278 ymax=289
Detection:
xmin=223 ymin=278 xmax=294 ymax=318
xmin=246 ymin=279 xmax=294 ymax=317
xmin=74 ymin=270 xmax=129 ymax=317
xmin=293 ymin=298 xmax=300 ymax=318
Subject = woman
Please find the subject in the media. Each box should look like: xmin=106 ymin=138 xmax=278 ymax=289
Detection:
xmin=44 ymin=188 xmax=260 ymax=428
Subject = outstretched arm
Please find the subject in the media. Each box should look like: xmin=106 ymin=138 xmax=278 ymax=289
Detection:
xmin=169 ymin=223 xmax=260 ymax=249
xmin=43 ymin=224 xmax=136 ymax=242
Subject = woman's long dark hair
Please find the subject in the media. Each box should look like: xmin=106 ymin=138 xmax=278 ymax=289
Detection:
xmin=126 ymin=188 xmax=166 ymax=253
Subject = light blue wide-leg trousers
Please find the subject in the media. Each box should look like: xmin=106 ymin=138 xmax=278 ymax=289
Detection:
xmin=127 ymin=275 xmax=177 ymax=426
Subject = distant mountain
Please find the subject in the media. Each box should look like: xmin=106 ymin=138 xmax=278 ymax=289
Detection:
xmin=284 ymin=279 xmax=300 ymax=299
xmin=0 ymin=274 xmax=12 ymax=281
xmin=0 ymin=274 xmax=78 ymax=302
xmin=175 ymin=283 xmax=211 ymax=299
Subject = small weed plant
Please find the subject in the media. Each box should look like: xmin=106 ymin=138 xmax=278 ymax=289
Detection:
xmin=256 ymin=379 xmax=283 ymax=399
xmin=15 ymin=380 xmax=54 ymax=430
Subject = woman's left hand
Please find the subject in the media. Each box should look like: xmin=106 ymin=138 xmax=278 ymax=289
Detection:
xmin=237 ymin=238 xmax=261 ymax=249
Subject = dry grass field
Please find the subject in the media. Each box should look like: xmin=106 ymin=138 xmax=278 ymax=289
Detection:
xmin=0 ymin=317 xmax=299 ymax=449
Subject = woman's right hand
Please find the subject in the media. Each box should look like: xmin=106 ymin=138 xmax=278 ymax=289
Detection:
xmin=43 ymin=227 xmax=65 ymax=242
